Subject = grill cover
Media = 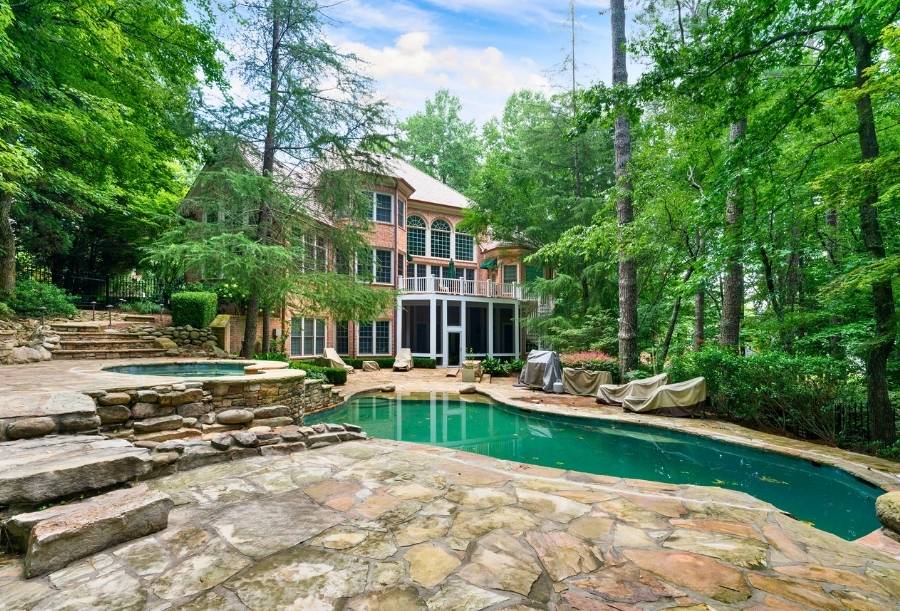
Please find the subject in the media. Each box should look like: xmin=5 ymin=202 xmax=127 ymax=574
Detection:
xmin=518 ymin=350 xmax=563 ymax=392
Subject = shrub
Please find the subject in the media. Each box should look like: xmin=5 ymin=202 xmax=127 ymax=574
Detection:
xmin=121 ymin=300 xmax=162 ymax=314
xmin=6 ymin=279 xmax=77 ymax=317
xmin=344 ymin=356 xmax=395 ymax=369
xmin=170 ymin=291 xmax=218 ymax=328
xmin=667 ymin=346 xmax=852 ymax=443
xmin=560 ymin=351 xmax=619 ymax=382
xmin=508 ymin=358 xmax=525 ymax=373
xmin=289 ymin=361 xmax=347 ymax=385
xmin=413 ymin=357 xmax=437 ymax=369
xmin=482 ymin=356 xmax=512 ymax=376
xmin=255 ymin=352 xmax=288 ymax=362
xmin=0 ymin=301 xmax=14 ymax=319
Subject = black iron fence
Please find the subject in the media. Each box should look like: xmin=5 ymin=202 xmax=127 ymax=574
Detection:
xmin=18 ymin=263 xmax=179 ymax=308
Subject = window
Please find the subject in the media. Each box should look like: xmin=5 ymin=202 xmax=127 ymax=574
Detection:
xmin=303 ymin=234 xmax=327 ymax=272
xmin=407 ymin=216 xmax=426 ymax=256
xmin=398 ymin=199 xmax=405 ymax=227
xmin=375 ymin=249 xmax=393 ymax=284
xmin=503 ymin=264 xmax=518 ymax=284
xmin=455 ymin=232 xmax=474 ymax=261
xmin=291 ymin=318 xmax=325 ymax=356
xmin=356 ymin=248 xmax=372 ymax=280
xmin=358 ymin=320 xmax=391 ymax=354
xmin=407 ymin=263 xmax=427 ymax=278
xmin=375 ymin=192 xmax=393 ymax=223
xmin=335 ymin=322 xmax=349 ymax=354
xmin=431 ymin=219 xmax=451 ymax=259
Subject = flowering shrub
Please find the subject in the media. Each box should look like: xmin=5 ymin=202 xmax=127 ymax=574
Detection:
xmin=559 ymin=351 xmax=619 ymax=382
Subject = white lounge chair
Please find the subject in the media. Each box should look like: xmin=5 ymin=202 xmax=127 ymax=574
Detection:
xmin=596 ymin=372 xmax=669 ymax=405
xmin=393 ymin=348 xmax=414 ymax=371
xmin=623 ymin=377 xmax=707 ymax=416
xmin=322 ymin=347 xmax=354 ymax=373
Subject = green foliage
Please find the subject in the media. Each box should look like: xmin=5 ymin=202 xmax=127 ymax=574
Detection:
xmin=508 ymin=359 xmax=525 ymax=373
xmin=344 ymin=357 xmax=394 ymax=369
xmin=481 ymin=357 xmax=513 ymax=377
xmin=5 ymin=279 xmax=76 ymax=317
xmin=0 ymin=300 xmax=15 ymax=319
xmin=254 ymin=352 xmax=288 ymax=363
xmin=1 ymin=0 xmax=223 ymax=284
xmin=397 ymin=90 xmax=481 ymax=192
xmin=668 ymin=347 xmax=857 ymax=444
xmin=121 ymin=300 xmax=162 ymax=314
xmin=170 ymin=291 xmax=217 ymax=328
xmin=289 ymin=361 xmax=347 ymax=385
xmin=413 ymin=357 xmax=437 ymax=369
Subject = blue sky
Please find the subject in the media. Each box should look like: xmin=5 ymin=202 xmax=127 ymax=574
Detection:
xmin=322 ymin=0 xmax=639 ymax=124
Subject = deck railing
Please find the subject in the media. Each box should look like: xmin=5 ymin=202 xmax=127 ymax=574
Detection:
xmin=400 ymin=276 xmax=524 ymax=299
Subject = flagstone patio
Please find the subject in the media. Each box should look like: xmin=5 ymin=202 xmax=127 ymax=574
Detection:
xmin=2 ymin=439 xmax=898 ymax=610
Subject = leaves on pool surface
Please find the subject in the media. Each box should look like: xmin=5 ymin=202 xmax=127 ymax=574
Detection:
xmin=758 ymin=475 xmax=789 ymax=485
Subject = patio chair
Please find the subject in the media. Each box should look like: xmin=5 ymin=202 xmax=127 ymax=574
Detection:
xmin=393 ymin=348 xmax=414 ymax=371
xmin=623 ymin=377 xmax=707 ymax=416
xmin=322 ymin=347 xmax=354 ymax=373
xmin=596 ymin=372 xmax=669 ymax=406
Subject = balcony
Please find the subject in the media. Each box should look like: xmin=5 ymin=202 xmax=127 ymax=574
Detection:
xmin=400 ymin=276 xmax=524 ymax=299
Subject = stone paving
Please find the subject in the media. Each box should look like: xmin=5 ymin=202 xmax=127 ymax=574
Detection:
xmin=2 ymin=439 xmax=898 ymax=610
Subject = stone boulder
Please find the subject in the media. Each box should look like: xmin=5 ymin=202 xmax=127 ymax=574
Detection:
xmin=876 ymin=491 xmax=900 ymax=539
xmin=6 ymin=417 xmax=57 ymax=440
xmin=11 ymin=346 xmax=42 ymax=364
xmin=15 ymin=484 xmax=173 ymax=577
xmin=217 ymin=409 xmax=254 ymax=425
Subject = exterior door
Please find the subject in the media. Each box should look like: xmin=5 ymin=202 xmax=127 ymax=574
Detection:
xmin=447 ymin=331 xmax=461 ymax=367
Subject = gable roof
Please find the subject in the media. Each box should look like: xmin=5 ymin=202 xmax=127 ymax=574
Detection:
xmin=384 ymin=157 xmax=471 ymax=209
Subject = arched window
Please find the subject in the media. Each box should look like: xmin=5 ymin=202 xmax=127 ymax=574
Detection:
xmin=455 ymin=229 xmax=474 ymax=261
xmin=430 ymin=219 xmax=451 ymax=259
xmin=407 ymin=215 xmax=426 ymax=256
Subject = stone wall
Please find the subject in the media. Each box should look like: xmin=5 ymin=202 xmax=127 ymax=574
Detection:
xmin=90 ymin=374 xmax=342 ymax=442
xmin=132 ymin=324 xmax=219 ymax=350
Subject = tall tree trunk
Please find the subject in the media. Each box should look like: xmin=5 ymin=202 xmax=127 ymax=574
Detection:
xmin=243 ymin=5 xmax=282 ymax=358
xmin=261 ymin=307 xmax=271 ymax=353
xmin=693 ymin=289 xmax=704 ymax=351
xmin=0 ymin=192 xmax=15 ymax=298
xmin=611 ymin=0 xmax=638 ymax=375
xmin=659 ymin=267 xmax=694 ymax=363
xmin=719 ymin=118 xmax=746 ymax=349
xmin=848 ymin=27 xmax=896 ymax=444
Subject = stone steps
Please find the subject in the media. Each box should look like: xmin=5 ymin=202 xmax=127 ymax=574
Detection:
xmin=0 ymin=435 xmax=154 ymax=506
xmin=0 ymin=392 xmax=100 ymax=442
xmin=4 ymin=484 xmax=173 ymax=577
xmin=53 ymin=348 xmax=168 ymax=359
xmin=122 ymin=314 xmax=158 ymax=322
xmin=58 ymin=339 xmax=159 ymax=350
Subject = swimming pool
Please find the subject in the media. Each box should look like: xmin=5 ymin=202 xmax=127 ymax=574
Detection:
xmin=308 ymin=392 xmax=883 ymax=539
xmin=104 ymin=362 xmax=251 ymax=377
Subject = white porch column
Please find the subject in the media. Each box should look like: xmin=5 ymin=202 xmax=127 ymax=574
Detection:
xmin=395 ymin=299 xmax=402 ymax=354
xmin=429 ymin=296 xmax=437 ymax=359
xmin=487 ymin=302 xmax=494 ymax=357
xmin=514 ymin=301 xmax=520 ymax=357
xmin=441 ymin=298 xmax=448 ymax=367
xmin=460 ymin=299 xmax=466 ymax=359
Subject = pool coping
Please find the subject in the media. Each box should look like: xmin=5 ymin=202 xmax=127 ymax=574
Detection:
xmin=335 ymin=382 xmax=900 ymax=495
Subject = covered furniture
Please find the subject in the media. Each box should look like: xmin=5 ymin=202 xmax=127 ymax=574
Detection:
xmin=596 ymin=372 xmax=669 ymax=406
xmin=393 ymin=348 xmax=414 ymax=371
xmin=518 ymin=350 xmax=563 ymax=392
xmin=322 ymin=348 xmax=354 ymax=373
xmin=623 ymin=377 xmax=707 ymax=416
xmin=461 ymin=360 xmax=483 ymax=383
xmin=562 ymin=368 xmax=613 ymax=397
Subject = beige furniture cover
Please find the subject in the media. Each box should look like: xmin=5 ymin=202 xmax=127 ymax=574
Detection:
xmin=322 ymin=348 xmax=354 ymax=372
xmin=562 ymin=368 xmax=613 ymax=396
xmin=623 ymin=377 xmax=707 ymax=416
xmin=596 ymin=372 xmax=669 ymax=405
xmin=393 ymin=348 xmax=414 ymax=371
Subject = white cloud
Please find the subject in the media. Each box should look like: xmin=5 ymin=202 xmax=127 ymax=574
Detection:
xmin=327 ymin=0 xmax=437 ymax=34
xmin=340 ymin=31 xmax=552 ymax=123
xmin=421 ymin=0 xmax=609 ymax=27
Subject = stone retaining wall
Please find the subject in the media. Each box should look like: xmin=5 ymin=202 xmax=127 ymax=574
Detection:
xmin=90 ymin=375 xmax=342 ymax=442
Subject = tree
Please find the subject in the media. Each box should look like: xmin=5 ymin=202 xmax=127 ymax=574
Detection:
xmin=215 ymin=0 xmax=390 ymax=356
xmin=610 ymin=0 xmax=638 ymax=375
xmin=0 ymin=0 xmax=223 ymax=296
xmin=397 ymin=90 xmax=481 ymax=193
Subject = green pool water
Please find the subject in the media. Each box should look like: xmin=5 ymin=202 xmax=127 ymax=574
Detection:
xmin=308 ymin=392 xmax=883 ymax=539
xmin=104 ymin=362 xmax=250 ymax=377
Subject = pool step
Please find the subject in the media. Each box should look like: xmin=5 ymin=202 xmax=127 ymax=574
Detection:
xmin=53 ymin=348 xmax=169 ymax=360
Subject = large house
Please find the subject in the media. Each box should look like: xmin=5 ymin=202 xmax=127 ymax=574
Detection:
xmin=284 ymin=158 xmax=550 ymax=366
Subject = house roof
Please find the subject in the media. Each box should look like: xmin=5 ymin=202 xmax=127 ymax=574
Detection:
xmin=384 ymin=157 xmax=471 ymax=209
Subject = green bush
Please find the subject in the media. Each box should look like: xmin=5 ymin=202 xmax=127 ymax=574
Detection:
xmin=668 ymin=346 xmax=852 ymax=443
xmin=289 ymin=361 xmax=348 ymax=385
xmin=482 ymin=356 xmax=512 ymax=376
xmin=0 ymin=301 xmax=14 ymax=319
xmin=6 ymin=279 xmax=77 ymax=317
xmin=413 ymin=357 xmax=437 ymax=369
xmin=508 ymin=359 xmax=525 ymax=373
xmin=121 ymin=300 xmax=162 ymax=314
xmin=255 ymin=352 xmax=288 ymax=362
xmin=344 ymin=356 xmax=395 ymax=369
xmin=170 ymin=291 xmax=218 ymax=328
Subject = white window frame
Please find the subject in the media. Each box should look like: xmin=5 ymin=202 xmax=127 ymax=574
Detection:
xmin=291 ymin=317 xmax=326 ymax=357
xmin=430 ymin=219 xmax=451 ymax=259
xmin=372 ymin=191 xmax=393 ymax=224
xmin=357 ymin=320 xmax=391 ymax=355
xmin=503 ymin=264 xmax=518 ymax=284
xmin=455 ymin=231 xmax=474 ymax=261
xmin=407 ymin=215 xmax=427 ymax=257
xmin=374 ymin=249 xmax=393 ymax=284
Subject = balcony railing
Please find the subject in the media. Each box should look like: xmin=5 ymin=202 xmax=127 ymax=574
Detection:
xmin=400 ymin=275 xmax=524 ymax=299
